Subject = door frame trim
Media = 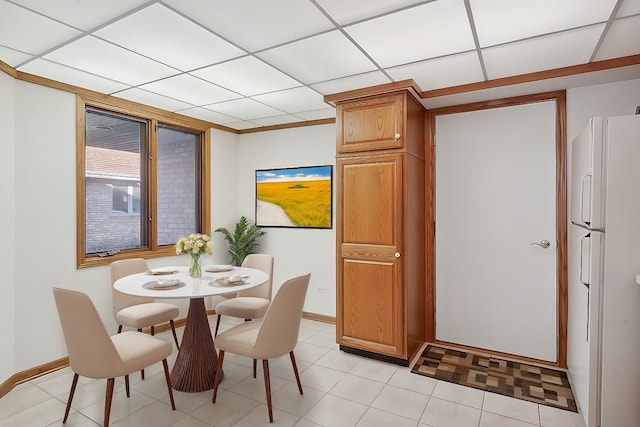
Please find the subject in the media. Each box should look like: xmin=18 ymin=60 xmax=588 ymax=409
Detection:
xmin=426 ymin=90 xmax=567 ymax=368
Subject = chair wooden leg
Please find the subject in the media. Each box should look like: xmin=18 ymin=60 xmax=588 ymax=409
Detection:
xmin=289 ymin=351 xmax=303 ymax=395
xmin=125 ymin=374 xmax=130 ymax=397
xmin=253 ymin=359 xmax=257 ymax=378
xmin=104 ymin=378 xmax=115 ymax=427
xmin=62 ymin=373 xmax=79 ymax=423
xmin=117 ymin=325 xmax=123 ymax=333
xmin=262 ymin=360 xmax=273 ymax=423
xmin=137 ymin=329 xmax=145 ymax=380
xmin=162 ymin=359 xmax=176 ymax=410
xmin=170 ymin=320 xmax=180 ymax=349
xmin=214 ymin=314 xmax=221 ymax=336
xmin=151 ymin=325 xmax=155 ymax=335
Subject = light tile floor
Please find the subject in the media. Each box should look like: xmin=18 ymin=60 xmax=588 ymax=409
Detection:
xmin=0 ymin=318 xmax=587 ymax=427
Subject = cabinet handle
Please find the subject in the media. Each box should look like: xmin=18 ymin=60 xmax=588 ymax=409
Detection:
xmin=395 ymin=252 xmax=401 ymax=258
xmin=394 ymin=133 xmax=401 ymax=140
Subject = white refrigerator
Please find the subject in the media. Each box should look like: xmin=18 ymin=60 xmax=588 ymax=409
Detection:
xmin=568 ymin=114 xmax=640 ymax=427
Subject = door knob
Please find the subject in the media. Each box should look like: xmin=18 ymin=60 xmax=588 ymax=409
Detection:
xmin=530 ymin=240 xmax=551 ymax=249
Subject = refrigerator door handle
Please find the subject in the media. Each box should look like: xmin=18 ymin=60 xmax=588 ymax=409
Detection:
xmin=579 ymin=233 xmax=590 ymax=288
xmin=580 ymin=174 xmax=592 ymax=225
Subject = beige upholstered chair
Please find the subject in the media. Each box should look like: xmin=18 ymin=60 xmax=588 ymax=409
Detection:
xmin=110 ymin=258 xmax=180 ymax=351
xmin=213 ymin=253 xmax=274 ymax=336
xmin=212 ymin=273 xmax=311 ymax=423
xmin=52 ymin=287 xmax=176 ymax=426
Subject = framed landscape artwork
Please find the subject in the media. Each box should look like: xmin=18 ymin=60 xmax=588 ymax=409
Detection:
xmin=255 ymin=165 xmax=333 ymax=229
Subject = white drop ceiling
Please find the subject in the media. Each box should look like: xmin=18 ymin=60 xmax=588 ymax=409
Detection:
xmin=1 ymin=0 xmax=639 ymax=131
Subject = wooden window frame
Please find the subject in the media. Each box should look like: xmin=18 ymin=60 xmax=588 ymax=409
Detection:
xmin=76 ymin=95 xmax=210 ymax=268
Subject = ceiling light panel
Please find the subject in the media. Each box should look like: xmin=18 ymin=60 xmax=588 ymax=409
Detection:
xmin=310 ymin=71 xmax=391 ymax=95
xmin=164 ymin=0 xmax=334 ymax=52
xmin=9 ymin=0 xmax=150 ymax=31
xmin=345 ymin=0 xmax=476 ymax=68
xmin=471 ymin=0 xmax=618 ymax=47
xmin=43 ymin=36 xmax=177 ymax=86
xmin=251 ymin=87 xmax=329 ymax=113
xmin=257 ymin=30 xmax=377 ymax=84
xmin=95 ymin=4 xmax=245 ymax=72
xmin=386 ymin=52 xmax=485 ymax=91
xmin=114 ymin=87 xmax=194 ymax=112
xmin=139 ymin=74 xmax=241 ymax=106
xmin=191 ymin=56 xmax=301 ymax=96
xmin=204 ymin=98 xmax=283 ymax=120
xmin=482 ymin=25 xmax=605 ymax=80
xmin=0 ymin=2 xmax=80 ymax=55
xmin=594 ymin=15 xmax=640 ymax=61
xmin=19 ymin=59 xmax=129 ymax=94
xmin=315 ymin=0 xmax=429 ymax=25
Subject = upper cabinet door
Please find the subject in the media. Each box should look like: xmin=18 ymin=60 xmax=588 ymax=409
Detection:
xmin=337 ymin=94 xmax=404 ymax=154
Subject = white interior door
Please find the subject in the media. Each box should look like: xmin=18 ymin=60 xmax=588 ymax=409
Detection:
xmin=435 ymin=101 xmax=558 ymax=362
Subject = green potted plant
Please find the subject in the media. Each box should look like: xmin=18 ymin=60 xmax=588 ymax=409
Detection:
xmin=214 ymin=216 xmax=266 ymax=266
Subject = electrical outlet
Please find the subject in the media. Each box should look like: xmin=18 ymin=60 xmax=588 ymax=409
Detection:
xmin=315 ymin=285 xmax=325 ymax=294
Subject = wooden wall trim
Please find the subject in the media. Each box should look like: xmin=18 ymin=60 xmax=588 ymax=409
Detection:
xmin=0 ymin=358 xmax=69 ymax=400
xmin=421 ymin=54 xmax=640 ymax=99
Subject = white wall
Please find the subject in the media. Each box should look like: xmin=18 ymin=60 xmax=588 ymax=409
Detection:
xmin=237 ymin=125 xmax=337 ymax=316
xmin=0 ymin=71 xmax=16 ymax=382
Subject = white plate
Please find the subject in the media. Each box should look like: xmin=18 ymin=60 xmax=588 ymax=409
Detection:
xmin=148 ymin=267 xmax=178 ymax=275
xmin=205 ymin=264 xmax=234 ymax=273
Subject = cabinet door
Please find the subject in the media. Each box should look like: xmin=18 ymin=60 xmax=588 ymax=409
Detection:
xmin=337 ymin=154 xmax=404 ymax=357
xmin=337 ymin=95 xmax=404 ymax=154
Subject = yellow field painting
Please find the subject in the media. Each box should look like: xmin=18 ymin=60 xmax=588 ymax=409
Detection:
xmin=257 ymin=179 xmax=332 ymax=227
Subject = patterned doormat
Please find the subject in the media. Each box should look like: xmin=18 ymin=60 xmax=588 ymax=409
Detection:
xmin=411 ymin=345 xmax=577 ymax=412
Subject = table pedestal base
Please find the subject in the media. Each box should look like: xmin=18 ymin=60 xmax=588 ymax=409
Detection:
xmin=170 ymin=298 xmax=217 ymax=392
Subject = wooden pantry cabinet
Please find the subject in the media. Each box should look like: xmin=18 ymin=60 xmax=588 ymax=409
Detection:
xmin=333 ymin=89 xmax=427 ymax=365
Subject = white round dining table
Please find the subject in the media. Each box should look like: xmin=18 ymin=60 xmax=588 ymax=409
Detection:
xmin=114 ymin=265 xmax=268 ymax=392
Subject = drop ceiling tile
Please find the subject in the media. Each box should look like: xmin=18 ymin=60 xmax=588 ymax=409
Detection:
xmin=594 ymin=15 xmax=640 ymax=61
xmin=483 ymin=25 xmax=606 ymax=80
xmin=225 ymin=121 xmax=261 ymax=130
xmin=18 ymin=59 xmax=129 ymax=94
xmin=43 ymin=36 xmax=177 ymax=86
xmin=0 ymin=2 xmax=80 ymax=55
xmin=315 ymin=0 xmax=428 ymax=25
xmin=251 ymin=87 xmax=329 ymax=114
xmin=164 ymin=0 xmax=334 ymax=52
xmin=139 ymin=74 xmax=241 ymax=106
xmin=294 ymin=108 xmax=337 ymax=121
xmin=10 ymin=0 xmax=149 ymax=31
xmin=95 ymin=4 xmax=244 ymax=72
xmin=191 ymin=56 xmax=301 ymax=96
xmin=617 ymin=0 xmax=640 ymax=17
xmin=310 ymin=71 xmax=391 ymax=95
xmin=114 ymin=87 xmax=194 ymax=112
xmin=250 ymin=114 xmax=303 ymax=127
xmin=204 ymin=98 xmax=283 ymax=120
xmin=345 ymin=0 xmax=476 ymax=68
xmin=0 ymin=46 xmax=32 ymax=67
xmin=257 ymin=30 xmax=377 ymax=84
xmin=176 ymin=107 xmax=240 ymax=124
xmin=471 ymin=0 xmax=617 ymax=47
xmin=386 ymin=52 xmax=485 ymax=91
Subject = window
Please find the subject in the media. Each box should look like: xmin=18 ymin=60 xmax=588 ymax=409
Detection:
xmin=77 ymin=97 xmax=210 ymax=267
